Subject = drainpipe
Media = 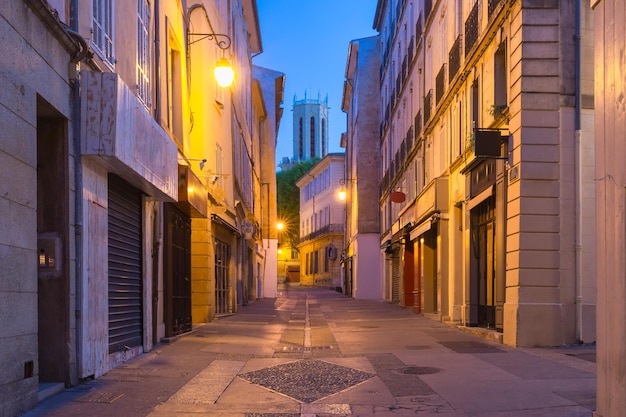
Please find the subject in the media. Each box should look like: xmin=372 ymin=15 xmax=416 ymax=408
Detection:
xmin=69 ymin=0 xmax=84 ymax=382
xmin=574 ymin=0 xmax=583 ymax=343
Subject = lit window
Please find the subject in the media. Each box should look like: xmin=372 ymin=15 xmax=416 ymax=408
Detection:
xmin=92 ymin=0 xmax=114 ymax=66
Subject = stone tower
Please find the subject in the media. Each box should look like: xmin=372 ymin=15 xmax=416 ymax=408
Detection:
xmin=292 ymin=92 xmax=329 ymax=162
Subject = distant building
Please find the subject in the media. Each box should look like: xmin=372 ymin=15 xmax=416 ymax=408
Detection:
xmin=291 ymin=92 xmax=330 ymax=162
xmin=296 ymin=154 xmax=345 ymax=289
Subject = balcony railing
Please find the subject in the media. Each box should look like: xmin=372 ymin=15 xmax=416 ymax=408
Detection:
xmin=436 ymin=64 xmax=446 ymax=105
xmin=465 ymin=1 xmax=479 ymax=57
xmin=424 ymin=0 xmax=433 ymax=21
xmin=415 ymin=110 xmax=422 ymax=138
xmin=402 ymin=55 xmax=408 ymax=84
xmin=449 ymin=36 xmax=461 ymax=81
xmin=424 ymin=90 xmax=432 ymax=123
xmin=415 ymin=15 xmax=422 ymax=39
xmin=300 ymin=223 xmax=345 ymax=243
xmin=488 ymin=0 xmax=504 ymax=18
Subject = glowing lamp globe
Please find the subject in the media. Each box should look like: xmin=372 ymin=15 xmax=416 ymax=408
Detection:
xmin=338 ymin=188 xmax=347 ymax=201
xmin=214 ymin=58 xmax=235 ymax=87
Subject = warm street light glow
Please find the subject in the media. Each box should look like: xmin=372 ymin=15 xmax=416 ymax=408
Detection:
xmin=214 ymin=57 xmax=235 ymax=87
xmin=338 ymin=178 xmax=356 ymax=201
xmin=276 ymin=222 xmax=285 ymax=231
xmin=338 ymin=188 xmax=347 ymax=201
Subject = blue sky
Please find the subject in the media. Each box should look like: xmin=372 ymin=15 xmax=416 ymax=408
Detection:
xmin=252 ymin=0 xmax=379 ymax=165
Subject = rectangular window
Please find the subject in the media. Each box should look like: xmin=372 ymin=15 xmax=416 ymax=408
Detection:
xmin=137 ymin=0 xmax=150 ymax=107
xmin=494 ymin=42 xmax=507 ymax=110
xmin=324 ymin=248 xmax=329 ymax=272
xmin=306 ymin=253 xmax=310 ymax=275
xmin=168 ymin=42 xmax=183 ymax=145
xmin=92 ymin=0 xmax=114 ymax=66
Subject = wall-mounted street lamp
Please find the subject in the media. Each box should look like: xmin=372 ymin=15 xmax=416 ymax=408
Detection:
xmin=338 ymin=178 xmax=357 ymax=201
xmin=187 ymin=5 xmax=235 ymax=88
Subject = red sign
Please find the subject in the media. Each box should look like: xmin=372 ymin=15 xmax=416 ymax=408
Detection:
xmin=390 ymin=191 xmax=406 ymax=203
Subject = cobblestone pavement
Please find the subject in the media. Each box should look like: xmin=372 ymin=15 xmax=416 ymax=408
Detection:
xmin=21 ymin=285 xmax=596 ymax=417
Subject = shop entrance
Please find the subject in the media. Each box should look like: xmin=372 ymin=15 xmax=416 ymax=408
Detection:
xmin=471 ymin=197 xmax=496 ymax=328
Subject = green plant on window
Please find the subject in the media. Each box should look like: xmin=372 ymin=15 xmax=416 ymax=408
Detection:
xmin=488 ymin=104 xmax=507 ymax=119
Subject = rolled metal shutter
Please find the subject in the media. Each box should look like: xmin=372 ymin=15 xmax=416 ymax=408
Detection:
xmin=108 ymin=174 xmax=143 ymax=353
xmin=391 ymin=254 xmax=400 ymax=304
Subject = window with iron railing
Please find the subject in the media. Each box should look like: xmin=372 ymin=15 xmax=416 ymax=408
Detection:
xmin=425 ymin=0 xmax=433 ymax=21
xmin=408 ymin=37 xmax=414 ymax=64
xmin=415 ymin=110 xmax=422 ymax=137
xmin=396 ymin=74 xmax=401 ymax=97
xmin=424 ymin=90 xmax=432 ymax=123
xmin=465 ymin=1 xmax=479 ymax=57
xmin=415 ymin=15 xmax=422 ymax=39
xmin=436 ymin=64 xmax=447 ymax=104
xmin=395 ymin=150 xmax=401 ymax=173
xmin=488 ymin=0 xmax=504 ymax=18
xmin=449 ymin=36 xmax=461 ymax=82
xmin=402 ymin=55 xmax=408 ymax=84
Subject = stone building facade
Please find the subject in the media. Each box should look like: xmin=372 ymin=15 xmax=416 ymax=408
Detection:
xmin=341 ymin=36 xmax=383 ymax=299
xmin=592 ymin=0 xmax=625 ymax=415
xmin=0 ymin=1 xmax=82 ymax=414
xmin=0 ymin=1 xmax=282 ymax=416
xmin=373 ymin=0 xmax=595 ymax=347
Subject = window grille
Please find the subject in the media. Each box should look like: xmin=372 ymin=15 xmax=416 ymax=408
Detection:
xmin=488 ymin=0 xmax=504 ymax=18
xmin=449 ymin=36 xmax=461 ymax=82
xmin=424 ymin=90 xmax=432 ymax=123
xmin=436 ymin=64 xmax=446 ymax=104
xmin=465 ymin=1 xmax=479 ymax=57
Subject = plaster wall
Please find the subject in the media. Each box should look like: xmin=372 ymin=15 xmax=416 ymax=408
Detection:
xmin=0 ymin=2 xmax=76 ymax=414
xmin=353 ymin=234 xmax=383 ymax=299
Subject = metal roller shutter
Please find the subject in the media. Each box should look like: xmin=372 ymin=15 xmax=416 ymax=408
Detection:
xmin=108 ymin=174 xmax=143 ymax=353
xmin=392 ymin=254 xmax=400 ymax=304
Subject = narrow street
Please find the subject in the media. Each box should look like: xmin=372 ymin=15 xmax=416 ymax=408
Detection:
xmin=23 ymin=286 xmax=596 ymax=417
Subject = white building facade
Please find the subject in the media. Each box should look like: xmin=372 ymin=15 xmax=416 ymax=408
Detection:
xmin=297 ymin=154 xmax=346 ymax=290
xmin=374 ymin=0 xmax=596 ymax=346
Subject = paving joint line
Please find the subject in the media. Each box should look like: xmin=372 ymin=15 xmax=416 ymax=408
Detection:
xmin=304 ymin=294 xmax=312 ymax=357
